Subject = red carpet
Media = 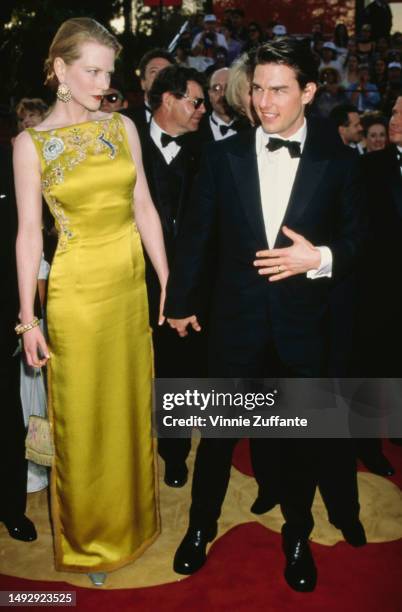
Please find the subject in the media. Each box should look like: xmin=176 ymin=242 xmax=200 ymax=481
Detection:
xmin=1 ymin=439 xmax=401 ymax=611
xmin=1 ymin=524 xmax=401 ymax=612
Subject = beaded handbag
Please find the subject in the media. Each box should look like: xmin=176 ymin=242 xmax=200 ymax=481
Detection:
xmin=25 ymin=370 xmax=54 ymax=467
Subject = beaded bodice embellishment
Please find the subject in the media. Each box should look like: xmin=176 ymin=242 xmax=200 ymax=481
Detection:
xmin=29 ymin=114 xmax=123 ymax=251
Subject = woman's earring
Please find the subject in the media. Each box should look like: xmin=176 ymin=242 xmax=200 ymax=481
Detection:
xmin=57 ymin=83 xmax=72 ymax=103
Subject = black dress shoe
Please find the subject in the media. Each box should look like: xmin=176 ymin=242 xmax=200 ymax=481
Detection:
xmin=173 ymin=524 xmax=217 ymax=575
xmin=250 ymin=492 xmax=278 ymax=514
xmin=2 ymin=515 xmax=37 ymax=542
xmin=337 ymin=520 xmax=367 ymax=547
xmin=282 ymin=527 xmax=317 ymax=592
xmin=360 ymin=453 xmax=395 ymax=477
xmin=164 ymin=461 xmax=188 ymax=488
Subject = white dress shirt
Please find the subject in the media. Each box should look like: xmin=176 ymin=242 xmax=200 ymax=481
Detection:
xmin=397 ymin=146 xmax=402 ymax=177
xmin=150 ymin=118 xmax=181 ymax=164
xmin=209 ymin=112 xmax=237 ymax=141
xmin=255 ymin=120 xmax=332 ymax=279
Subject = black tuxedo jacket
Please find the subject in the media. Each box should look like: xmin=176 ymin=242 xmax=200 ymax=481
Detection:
xmin=197 ymin=115 xmax=215 ymax=144
xmin=355 ymin=145 xmax=402 ymax=374
xmin=139 ymin=129 xmax=202 ymax=259
xmin=139 ymin=125 xmax=207 ymax=376
xmin=165 ymin=119 xmax=365 ymax=373
xmin=138 ymin=126 xmax=204 ymax=323
xmin=122 ymin=104 xmax=150 ymax=142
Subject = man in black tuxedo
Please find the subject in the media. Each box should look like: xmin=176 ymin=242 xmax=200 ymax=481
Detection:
xmin=165 ymin=39 xmax=366 ymax=592
xmin=0 ymin=143 xmax=36 ymax=542
xmin=353 ymin=94 xmax=402 ymax=442
xmin=358 ymin=94 xmax=402 ymax=368
xmin=124 ymin=48 xmax=174 ymax=138
xmin=139 ymin=65 xmax=208 ymax=487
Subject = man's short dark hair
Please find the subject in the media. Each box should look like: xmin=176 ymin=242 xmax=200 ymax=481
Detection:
xmin=232 ymin=9 xmax=245 ymax=18
xmin=330 ymin=104 xmax=359 ymax=128
xmin=138 ymin=48 xmax=175 ymax=79
xmin=148 ymin=65 xmax=206 ymax=112
xmin=251 ymin=37 xmax=319 ymax=88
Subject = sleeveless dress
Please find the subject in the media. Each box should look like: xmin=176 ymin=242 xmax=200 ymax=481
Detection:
xmin=27 ymin=113 xmax=159 ymax=573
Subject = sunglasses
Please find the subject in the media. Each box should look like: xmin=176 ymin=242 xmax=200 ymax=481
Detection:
xmin=104 ymin=93 xmax=122 ymax=103
xmin=176 ymin=93 xmax=205 ymax=109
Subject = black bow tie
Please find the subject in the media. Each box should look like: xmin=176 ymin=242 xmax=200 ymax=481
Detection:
xmin=161 ymin=133 xmax=183 ymax=148
xmin=266 ymin=137 xmax=302 ymax=158
xmin=211 ymin=115 xmax=236 ymax=136
xmin=219 ymin=124 xmax=232 ymax=136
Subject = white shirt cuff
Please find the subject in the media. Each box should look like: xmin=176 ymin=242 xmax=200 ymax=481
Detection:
xmin=306 ymin=246 xmax=333 ymax=279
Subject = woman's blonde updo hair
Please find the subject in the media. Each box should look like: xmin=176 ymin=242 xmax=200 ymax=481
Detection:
xmin=44 ymin=17 xmax=122 ymax=89
xmin=226 ymin=53 xmax=253 ymax=115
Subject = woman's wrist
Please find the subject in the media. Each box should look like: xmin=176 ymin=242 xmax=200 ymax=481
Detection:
xmin=15 ymin=317 xmax=40 ymax=335
xmin=19 ymin=311 xmax=35 ymax=324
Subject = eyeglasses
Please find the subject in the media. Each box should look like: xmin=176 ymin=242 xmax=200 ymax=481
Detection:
xmin=209 ymin=83 xmax=226 ymax=94
xmin=176 ymin=93 xmax=205 ymax=109
xmin=104 ymin=93 xmax=122 ymax=103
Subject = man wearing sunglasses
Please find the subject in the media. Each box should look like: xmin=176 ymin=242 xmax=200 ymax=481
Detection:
xmin=139 ymin=65 xmax=207 ymax=488
xmin=101 ymin=85 xmax=128 ymax=113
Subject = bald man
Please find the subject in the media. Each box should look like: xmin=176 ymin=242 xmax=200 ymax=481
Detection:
xmin=199 ymin=67 xmax=242 ymax=142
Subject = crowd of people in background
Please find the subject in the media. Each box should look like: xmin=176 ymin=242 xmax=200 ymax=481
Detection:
xmin=10 ymin=6 xmax=402 ymax=155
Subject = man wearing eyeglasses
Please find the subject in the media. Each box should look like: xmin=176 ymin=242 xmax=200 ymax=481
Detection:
xmin=101 ymin=85 xmax=128 ymax=113
xmin=199 ymin=67 xmax=242 ymax=143
xmin=139 ymin=65 xmax=208 ymax=489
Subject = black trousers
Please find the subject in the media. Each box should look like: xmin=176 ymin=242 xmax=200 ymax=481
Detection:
xmin=154 ymin=324 xmax=207 ymax=465
xmin=0 ymin=352 xmax=27 ymax=520
xmin=188 ymin=326 xmax=359 ymax=537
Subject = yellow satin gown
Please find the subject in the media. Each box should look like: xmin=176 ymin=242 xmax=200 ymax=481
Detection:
xmin=27 ymin=113 xmax=159 ymax=572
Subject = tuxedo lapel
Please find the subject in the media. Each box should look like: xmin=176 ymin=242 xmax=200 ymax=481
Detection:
xmin=227 ymin=130 xmax=268 ymax=248
xmin=278 ymin=121 xmax=329 ymax=246
xmin=171 ymin=145 xmax=194 ymax=230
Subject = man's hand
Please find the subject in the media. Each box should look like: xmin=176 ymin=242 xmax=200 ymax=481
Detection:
xmin=253 ymin=226 xmax=321 ymax=282
xmin=167 ymin=315 xmax=202 ymax=337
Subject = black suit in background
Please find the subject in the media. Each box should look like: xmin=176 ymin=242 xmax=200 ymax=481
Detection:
xmin=355 ymin=145 xmax=402 ymax=375
xmin=353 ymin=145 xmax=402 ymax=458
xmin=122 ymin=104 xmax=150 ymax=143
xmin=139 ymin=126 xmax=208 ymax=466
xmin=0 ymin=144 xmax=28 ymax=521
xmin=166 ymin=119 xmax=365 ymax=535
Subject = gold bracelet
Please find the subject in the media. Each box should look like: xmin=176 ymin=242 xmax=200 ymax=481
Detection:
xmin=15 ymin=317 xmax=40 ymax=335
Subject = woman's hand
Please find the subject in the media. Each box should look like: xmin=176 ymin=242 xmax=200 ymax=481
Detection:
xmin=23 ymin=325 xmax=50 ymax=367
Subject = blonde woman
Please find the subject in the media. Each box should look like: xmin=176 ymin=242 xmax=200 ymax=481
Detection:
xmin=14 ymin=18 xmax=168 ymax=584
xmin=226 ymin=52 xmax=258 ymax=126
